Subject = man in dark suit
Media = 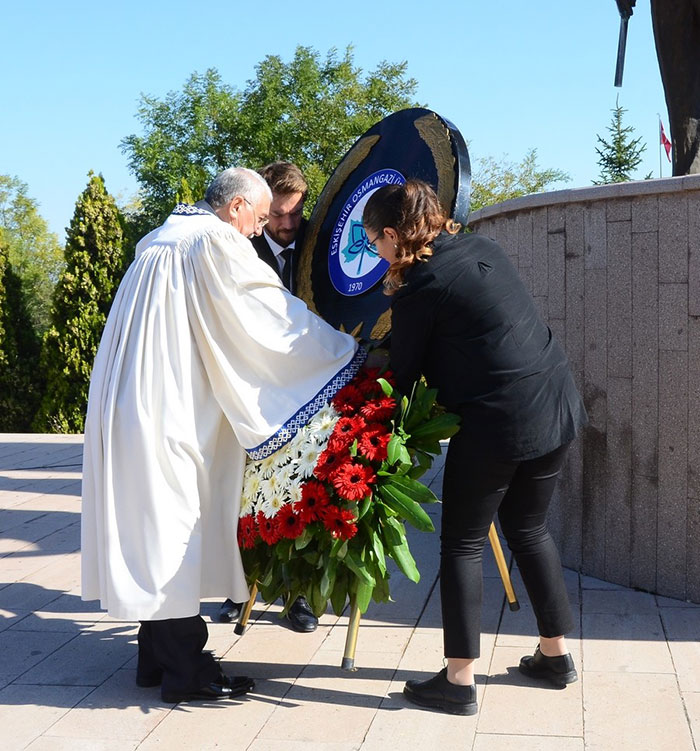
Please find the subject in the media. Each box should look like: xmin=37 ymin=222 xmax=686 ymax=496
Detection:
xmin=219 ymin=162 xmax=318 ymax=633
xmin=250 ymin=161 xmax=307 ymax=294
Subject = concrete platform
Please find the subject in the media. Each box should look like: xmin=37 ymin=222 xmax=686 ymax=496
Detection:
xmin=1 ymin=434 xmax=698 ymax=750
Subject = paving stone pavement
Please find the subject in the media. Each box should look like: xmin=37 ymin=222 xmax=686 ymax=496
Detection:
xmin=1 ymin=434 xmax=698 ymax=751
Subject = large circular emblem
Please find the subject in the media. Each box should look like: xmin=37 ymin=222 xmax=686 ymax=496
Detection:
xmin=328 ymin=169 xmax=405 ymax=297
xmin=296 ymin=108 xmax=471 ymax=343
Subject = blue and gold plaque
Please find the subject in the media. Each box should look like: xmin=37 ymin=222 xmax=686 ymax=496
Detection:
xmin=297 ymin=108 xmax=471 ymax=342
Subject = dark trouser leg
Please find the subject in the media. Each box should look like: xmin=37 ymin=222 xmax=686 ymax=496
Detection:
xmin=138 ymin=615 xmax=221 ymax=695
xmin=440 ymin=438 xmax=517 ymax=659
xmin=137 ymin=621 xmax=163 ymax=686
xmin=497 ymin=444 xmax=574 ymax=639
xmin=440 ymin=439 xmax=574 ymax=658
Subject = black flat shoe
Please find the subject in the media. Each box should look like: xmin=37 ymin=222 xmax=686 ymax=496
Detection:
xmin=519 ymin=645 xmax=578 ymax=688
xmin=161 ymin=674 xmax=254 ymax=703
xmin=218 ymin=598 xmax=243 ymax=623
xmin=403 ymin=668 xmax=478 ymax=716
xmin=287 ymin=596 xmax=318 ymax=633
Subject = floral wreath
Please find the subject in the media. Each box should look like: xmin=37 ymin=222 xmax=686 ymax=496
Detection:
xmin=238 ymin=361 xmax=460 ymax=617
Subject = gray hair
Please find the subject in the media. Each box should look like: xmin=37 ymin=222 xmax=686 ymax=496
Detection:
xmin=205 ymin=167 xmax=272 ymax=208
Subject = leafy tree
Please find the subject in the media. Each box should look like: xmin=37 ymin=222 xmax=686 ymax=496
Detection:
xmin=469 ymin=148 xmax=570 ymax=212
xmin=234 ymin=47 xmax=418 ymax=205
xmin=0 ymin=230 xmax=43 ymax=431
xmin=594 ymin=97 xmax=651 ymax=184
xmin=34 ymin=174 xmax=124 ymax=433
xmin=121 ymin=46 xmax=419 ymax=229
xmin=0 ymin=175 xmax=64 ymax=333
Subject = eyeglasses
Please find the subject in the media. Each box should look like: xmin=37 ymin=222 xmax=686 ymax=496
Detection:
xmin=366 ymin=231 xmax=382 ymax=248
xmin=243 ymin=198 xmax=269 ymax=228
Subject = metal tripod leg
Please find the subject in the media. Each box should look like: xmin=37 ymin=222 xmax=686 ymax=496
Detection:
xmin=234 ymin=582 xmax=259 ymax=635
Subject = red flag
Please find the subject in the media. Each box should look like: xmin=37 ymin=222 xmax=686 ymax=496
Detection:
xmin=660 ymin=121 xmax=672 ymax=161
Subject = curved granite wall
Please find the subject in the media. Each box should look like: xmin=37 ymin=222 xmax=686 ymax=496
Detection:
xmin=468 ymin=175 xmax=700 ymax=603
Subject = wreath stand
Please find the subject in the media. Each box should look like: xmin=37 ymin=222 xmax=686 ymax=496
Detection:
xmin=235 ymin=522 xmax=518 ymax=669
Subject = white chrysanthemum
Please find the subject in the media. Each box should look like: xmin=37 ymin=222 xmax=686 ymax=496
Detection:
xmin=286 ymin=427 xmax=308 ymax=456
xmin=288 ymin=483 xmax=302 ymax=506
xmin=259 ymin=492 xmax=286 ymax=518
xmin=239 ymin=492 xmax=256 ymax=517
xmin=277 ymin=463 xmax=295 ymax=491
xmin=317 ymin=402 xmax=340 ymax=421
xmin=275 ymin=441 xmax=296 ymax=465
xmin=296 ymin=444 xmax=322 ymax=479
xmin=259 ymin=473 xmax=281 ymax=501
xmin=307 ymin=405 xmax=339 ymax=443
xmin=243 ymin=472 xmax=262 ymax=501
xmin=257 ymin=454 xmax=278 ymax=478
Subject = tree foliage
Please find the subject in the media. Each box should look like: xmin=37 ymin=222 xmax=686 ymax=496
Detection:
xmin=469 ymin=148 xmax=570 ymax=212
xmin=0 ymin=175 xmax=64 ymax=333
xmin=0 ymin=230 xmax=42 ymax=431
xmin=34 ymin=174 xmax=124 ymax=433
xmin=121 ymin=46 xmax=419 ymax=230
xmin=594 ymin=97 xmax=651 ymax=184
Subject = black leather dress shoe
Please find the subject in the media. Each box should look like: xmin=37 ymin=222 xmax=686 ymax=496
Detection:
xmin=218 ymin=598 xmax=243 ymax=623
xmin=287 ymin=596 xmax=318 ymax=633
xmin=161 ymin=674 xmax=254 ymax=704
xmin=519 ymin=645 xmax=578 ymax=687
xmin=403 ymin=668 xmax=478 ymax=715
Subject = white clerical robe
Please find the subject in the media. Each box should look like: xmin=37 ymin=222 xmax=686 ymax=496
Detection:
xmin=81 ymin=204 xmax=364 ymax=620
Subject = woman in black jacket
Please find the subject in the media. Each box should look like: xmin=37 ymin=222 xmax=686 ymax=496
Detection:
xmin=363 ymin=180 xmax=587 ymax=716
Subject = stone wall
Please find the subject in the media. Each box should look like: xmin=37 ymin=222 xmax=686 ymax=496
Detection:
xmin=467 ymin=175 xmax=700 ymax=602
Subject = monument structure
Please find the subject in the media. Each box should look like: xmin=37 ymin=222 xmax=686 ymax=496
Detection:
xmin=616 ymin=0 xmax=700 ymax=175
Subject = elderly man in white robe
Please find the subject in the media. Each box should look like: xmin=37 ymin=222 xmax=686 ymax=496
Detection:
xmin=81 ymin=167 xmax=365 ymax=704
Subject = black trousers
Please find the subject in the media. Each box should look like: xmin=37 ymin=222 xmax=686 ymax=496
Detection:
xmin=440 ymin=438 xmax=574 ymax=658
xmin=137 ymin=615 xmax=221 ymax=695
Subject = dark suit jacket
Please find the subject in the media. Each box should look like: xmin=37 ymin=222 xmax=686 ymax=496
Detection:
xmin=390 ymin=231 xmax=587 ymax=461
xmin=250 ymin=220 xmax=307 ymax=292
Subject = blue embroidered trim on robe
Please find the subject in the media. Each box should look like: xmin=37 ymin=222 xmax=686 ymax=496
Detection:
xmin=245 ymin=346 xmax=368 ymax=460
xmin=172 ymin=203 xmax=211 ymax=216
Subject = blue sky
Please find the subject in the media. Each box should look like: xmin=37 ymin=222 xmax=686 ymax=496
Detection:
xmin=2 ymin=0 xmax=667 ymax=241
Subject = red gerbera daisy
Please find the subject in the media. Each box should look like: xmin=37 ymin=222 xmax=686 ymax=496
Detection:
xmin=354 ymin=374 xmax=383 ymax=398
xmin=331 ymin=383 xmax=365 ymax=415
xmin=331 ymin=460 xmax=376 ymax=501
xmin=355 ymin=366 xmax=396 ymax=395
xmin=314 ymin=446 xmax=351 ymax=481
xmin=359 ymin=366 xmax=382 ymax=382
xmin=359 ymin=396 xmax=397 ymax=422
xmin=328 ymin=415 xmax=367 ymax=451
xmin=358 ymin=422 xmax=392 ymax=462
xmin=256 ymin=509 xmax=282 ymax=546
xmin=237 ymin=514 xmax=258 ymax=549
xmin=294 ymin=479 xmax=331 ymax=522
xmin=321 ymin=505 xmax=358 ymax=540
xmin=276 ymin=503 xmax=306 ymax=539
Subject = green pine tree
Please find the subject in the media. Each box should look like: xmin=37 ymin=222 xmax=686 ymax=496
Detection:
xmin=34 ymin=173 xmax=124 ymax=433
xmin=0 ymin=230 xmax=43 ymax=431
xmin=594 ymin=97 xmax=652 ymax=184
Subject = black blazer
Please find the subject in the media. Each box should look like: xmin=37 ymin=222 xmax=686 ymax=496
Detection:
xmin=250 ymin=220 xmax=307 ymax=292
xmin=390 ymin=231 xmax=587 ymax=461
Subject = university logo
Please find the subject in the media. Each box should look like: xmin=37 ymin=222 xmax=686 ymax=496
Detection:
xmin=328 ymin=169 xmax=405 ymax=296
